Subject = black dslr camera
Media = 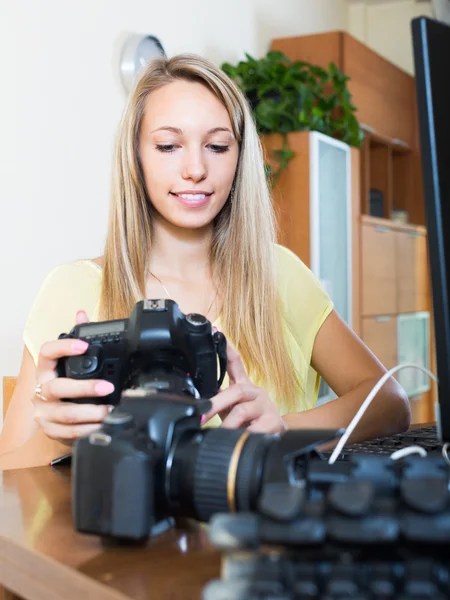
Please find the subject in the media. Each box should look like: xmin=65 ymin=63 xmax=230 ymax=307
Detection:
xmin=57 ymin=299 xmax=341 ymax=542
xmin=57 ymin=299 xmax=227 ymax=404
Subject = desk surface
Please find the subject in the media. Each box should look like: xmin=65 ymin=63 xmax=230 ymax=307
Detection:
xmin=0 ymin=466 xmax=220 ymax=600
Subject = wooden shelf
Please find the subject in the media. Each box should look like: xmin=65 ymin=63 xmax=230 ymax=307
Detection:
xmin=360 ymin=130 xmax=424 ymax=225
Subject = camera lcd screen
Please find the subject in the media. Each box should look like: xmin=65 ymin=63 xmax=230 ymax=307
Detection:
xmin=79 ymin=321 xmax=125 ymax=337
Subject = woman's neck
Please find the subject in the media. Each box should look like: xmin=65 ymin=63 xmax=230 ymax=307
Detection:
xmin=149 ymin=217 xmax=213 ymax=281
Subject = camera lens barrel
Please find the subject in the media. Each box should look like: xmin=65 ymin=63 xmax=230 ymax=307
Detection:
xmin=171 ymin=428 xmax=273 ymax=522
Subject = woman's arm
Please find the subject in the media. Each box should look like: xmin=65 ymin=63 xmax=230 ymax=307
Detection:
xmin=283 ymin=310 xmax=411 ymax=440
xmin=0 ymin=346 xmax=69 ymax=468
xmin=0 ymin=326 xmax=114 ymax=470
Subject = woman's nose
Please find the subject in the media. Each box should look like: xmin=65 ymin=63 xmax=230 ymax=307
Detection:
xmin=181 ymin=147 xmax=207 ymax=182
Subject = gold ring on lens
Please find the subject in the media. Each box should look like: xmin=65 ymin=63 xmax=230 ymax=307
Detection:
xmin=227 ymin=431 xmax=251 ymax=512
xmin=34 ymin=384 xmax=49 ymax=402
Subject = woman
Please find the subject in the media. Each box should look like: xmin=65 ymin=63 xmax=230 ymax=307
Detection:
xmin=0 ymin=54 xmax=410 ymax=469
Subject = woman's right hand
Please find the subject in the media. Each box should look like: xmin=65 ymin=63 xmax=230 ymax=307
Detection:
xmin=32 ymin=310 xmax=115 ymax=446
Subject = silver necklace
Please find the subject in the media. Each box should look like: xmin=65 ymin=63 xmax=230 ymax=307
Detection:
xmin=148 ymin=271 xmax=217 ymax=318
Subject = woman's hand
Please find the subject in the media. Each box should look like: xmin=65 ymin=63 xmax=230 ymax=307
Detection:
xmin=203 ymin=342 xmax=286 ymax=434
xmin=32 ymin=310 xmax=114 ymax=446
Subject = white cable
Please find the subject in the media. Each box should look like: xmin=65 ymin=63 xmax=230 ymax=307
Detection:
xmin=390 ymin=445 xmax=427 ymax=460
xmin=442 ymin=443 xmax=450 ymax=467
xmin=328 ymin=363 xmax=438 ymax=465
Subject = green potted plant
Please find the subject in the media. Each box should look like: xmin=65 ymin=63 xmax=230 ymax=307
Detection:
xmin=221 ymin=51 xmax=363 ymax=181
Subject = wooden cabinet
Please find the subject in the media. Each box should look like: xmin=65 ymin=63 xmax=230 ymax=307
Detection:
xmin=396 ymin=229 xmax=429 ymax=313
xmin=271 ymin=31 xmax=417 ymax=149
xmin=267 ymin=31 xmax=433 ymax=422
xmin=361 ymin=221 xmax=397 ymax=316
xmin=361 ymin=216 xmax=428 ymax=316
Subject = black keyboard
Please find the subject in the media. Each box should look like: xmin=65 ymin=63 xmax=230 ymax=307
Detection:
xmin=340 ymin=425 xmax=440 ymax=457
xmin=204 ymin=454 xmax=450 ymax=599
xmin=203 ymin=555 xmax=450 ymax=599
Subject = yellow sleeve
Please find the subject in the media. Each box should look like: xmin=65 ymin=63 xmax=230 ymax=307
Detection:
xmin=23 ymin=261 xmax=102 ymax=365
xmin=275 ymin=244 xmax=334 ymax=410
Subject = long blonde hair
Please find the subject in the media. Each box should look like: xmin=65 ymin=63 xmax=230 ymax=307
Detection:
xmin=100 ymin=54 xmax=302 ymax=411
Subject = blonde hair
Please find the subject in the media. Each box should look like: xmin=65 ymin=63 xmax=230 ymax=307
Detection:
xmin=100 ymin=54 xmax=302 ymax=412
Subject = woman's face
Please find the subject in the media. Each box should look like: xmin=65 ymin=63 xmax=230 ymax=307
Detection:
xmin=139 ymin=79 xmax=240 ymax=231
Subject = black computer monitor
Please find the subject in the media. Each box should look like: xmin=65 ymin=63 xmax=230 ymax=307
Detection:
xmin=412 ymin=16 xmax=450 ymax=442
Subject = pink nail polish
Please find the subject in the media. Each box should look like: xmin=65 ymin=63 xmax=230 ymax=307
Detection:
xmin=95 ymin=381 xmax=115 ymax=395
xmin=72 ymin=340 xmax=88 ymax=352
xmin=201 ymin=415 xmax=207 ymax=425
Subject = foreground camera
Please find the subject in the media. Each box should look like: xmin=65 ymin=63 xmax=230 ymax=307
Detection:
xmin=73 ymin=392 xmax=340 ymax=541
xmin=59 ymin=299 xmax=340 ymax=541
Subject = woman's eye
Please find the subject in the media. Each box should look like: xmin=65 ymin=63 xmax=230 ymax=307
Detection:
xmin=155 ymin=144 xmax=177 ymax=153
xmin=209 ymin=145 xmax=229 ymax=153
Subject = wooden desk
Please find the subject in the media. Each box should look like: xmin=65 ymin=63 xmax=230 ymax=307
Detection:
xmin=0 ymin=466 xmax=220 ymax=600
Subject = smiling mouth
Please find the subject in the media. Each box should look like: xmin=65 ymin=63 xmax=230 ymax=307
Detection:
xmin=171 ymin=192 xmax=213 ymax=200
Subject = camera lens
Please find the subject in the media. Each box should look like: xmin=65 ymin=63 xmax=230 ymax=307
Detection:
xmin=167 ymin=428 xmax=274 ymax=521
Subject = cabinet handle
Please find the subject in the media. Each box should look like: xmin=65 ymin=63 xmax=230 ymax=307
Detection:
xmin=360 ymin=123 xmax=375 ymax=133
xmin=374 ymin=225 xmax=389 ymax=233
xmin=375 ymin=316 xmax=392 ymax=323
xmin=392 ymin=137 xmax=409 ymax=148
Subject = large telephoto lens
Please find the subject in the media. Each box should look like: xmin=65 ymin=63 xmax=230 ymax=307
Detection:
xmin=165 ymin=427 xmax=276 ymax=521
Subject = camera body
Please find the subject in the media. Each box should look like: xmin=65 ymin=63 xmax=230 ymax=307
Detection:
xmin=57 ymin=299 xmax=227 ymax=404
xmin=73 ymin=391 xmax=213 ymax=540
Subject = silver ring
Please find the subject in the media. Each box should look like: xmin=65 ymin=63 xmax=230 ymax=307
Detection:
xmin=34 ymin=384 xmax=48 ymax=402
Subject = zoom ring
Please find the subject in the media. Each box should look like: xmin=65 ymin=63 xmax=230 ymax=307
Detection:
xmin=193 ymin=428 xmax=244 ymax=522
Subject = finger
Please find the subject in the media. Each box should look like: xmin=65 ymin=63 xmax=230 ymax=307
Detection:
xmin=35 ymin=378 xmax=114 ymax=403
xmin=37 ymin=338 xmax=89 ymax=383
xmin=220 ymin=400 xmax=263 ymax=429
xmin=33 ymin=398 xmax=113 ymax=426
xmin=226 ymin=342 xmax=251 ymax=386
xmin=75 ymin=310 xmax=89 ymax=325
xmin=203 ymin=384 xmax=257 ymax=423
xmin=43 ymin=422 xmax=104 ymax=443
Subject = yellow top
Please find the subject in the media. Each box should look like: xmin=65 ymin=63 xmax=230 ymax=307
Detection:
xmin=23 ymin=244 xmax=333 ymax=414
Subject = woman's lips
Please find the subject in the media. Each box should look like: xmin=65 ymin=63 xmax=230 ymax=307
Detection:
xmin=170 ymin=192 xmax=213 ymax=208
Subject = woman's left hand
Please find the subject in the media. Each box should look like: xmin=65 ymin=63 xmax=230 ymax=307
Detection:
xmin=202 ymin=343 xmax=287 ymax=434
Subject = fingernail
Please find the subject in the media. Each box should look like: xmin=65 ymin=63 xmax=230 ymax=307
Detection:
xmin=107 ymin=405 xmax=114 ymax=413
xmin=72 ymin=340 xmax=88 ymax=352
xmin=94 ymin=381 xmax=115 ymax=395
xmin=201 ymin=415 xmax=207 ymax=425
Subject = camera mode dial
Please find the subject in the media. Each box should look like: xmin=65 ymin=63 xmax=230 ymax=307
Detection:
xmin=186 ymin=313 xmax=207 ymax=328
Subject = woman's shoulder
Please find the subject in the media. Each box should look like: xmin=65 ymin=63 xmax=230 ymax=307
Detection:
xmin=274 ymin=244 xmax=323 ymax=291
xmin=37 ymin=257 xmax=103 ymax=313
xmin=274 ymin=243 xmax=333 ymax=325
xmin=23 ymin=258 xmax=104 ymax=364
xmin=43 ymin=257 xmax=103 ymax=281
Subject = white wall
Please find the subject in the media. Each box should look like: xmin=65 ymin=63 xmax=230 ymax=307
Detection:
xmin=0 ymin=0 xmax=348 ymax=411
xmin=347 ymin=0 xmax=433 ymax=74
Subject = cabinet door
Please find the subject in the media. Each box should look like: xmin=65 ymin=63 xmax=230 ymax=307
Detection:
xmin=361 ymin=316 xmax=398 ymax=370
xmin=396 ymin=230 xmax=429 ymax=313
xmin=311 ymin=133 xmax=352 ymax=327
xmin=361 ymin=223 xmax=397 ymax=316
xmin=397 ymin=312 xmax=431 ymax=398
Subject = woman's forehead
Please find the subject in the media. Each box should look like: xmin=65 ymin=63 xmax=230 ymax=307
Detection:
xmin=142 ymin=80 xmax=234 ymax=134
